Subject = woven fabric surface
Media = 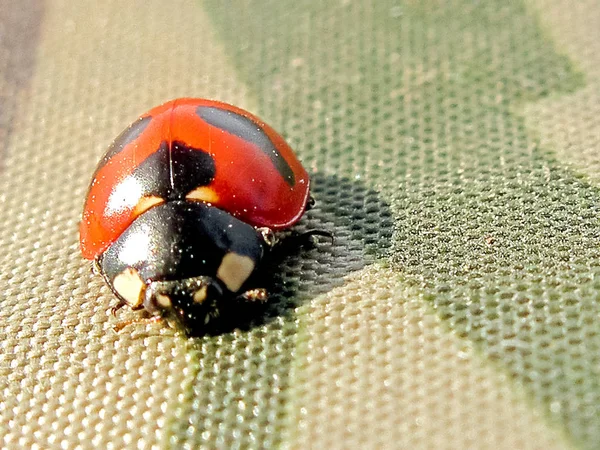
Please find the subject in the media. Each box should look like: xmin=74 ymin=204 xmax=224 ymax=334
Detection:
xmin=0 ymin=0 xmax=599 ymax=448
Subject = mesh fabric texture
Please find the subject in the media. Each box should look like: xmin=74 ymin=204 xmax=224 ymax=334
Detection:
xmin=0 ymin=1 xmax=599 ymax=449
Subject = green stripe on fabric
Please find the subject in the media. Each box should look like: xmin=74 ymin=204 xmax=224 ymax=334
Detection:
xmin=203 ymin=0 xmax=600 ymax=447
xmin=0 ymin=0 xmax=45 ymax=166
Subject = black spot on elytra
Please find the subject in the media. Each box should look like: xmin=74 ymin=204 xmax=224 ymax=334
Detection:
xmin=131 ymin=141 xmax=216 ymax=200
xmin=87 ymin=116 xmax=153 ymax=195
xmin=98 ymin=116 xmax=152 ymax=169
xmin=196 ymin=106 xmax=295 ymax=186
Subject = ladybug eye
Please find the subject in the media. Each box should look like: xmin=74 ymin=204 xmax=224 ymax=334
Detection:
xmin=143 ymin=283 xmax=166 ymax=314
xmin=192 ymin=285 xmax=208 ymax=304
xmin=154 ymin=293 xmax=172 ymax=309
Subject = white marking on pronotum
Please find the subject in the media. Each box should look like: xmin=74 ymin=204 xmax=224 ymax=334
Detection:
xmin=112 ymin=268 xmax=145 ymax=308
xmin=216 ymin=253 xmax=255 ymax=292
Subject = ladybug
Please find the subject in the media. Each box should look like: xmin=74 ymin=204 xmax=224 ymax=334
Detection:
xmin=80 ymin=98 xmax=313 ymax=330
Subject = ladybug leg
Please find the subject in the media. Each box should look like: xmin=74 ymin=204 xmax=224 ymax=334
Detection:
xmin=113 ymin=315 xmax=163 ymax=333
xmin=91 ymin=259 xmax=102 ymax=276
xmin=257 ymin=227 xmax=278 ymax=247
xmin=300 ymin=229 xmax=334 ymax=244
xmin=240 ymin=288 xmax=268 ymax=302
xmin=110 ymin=300 xmax=127 ymax=317
xmin=283 ymin=229 xmax=334 ymax=249
xmin=110 ymin=298 xmax=146 ymax=316
xmin=305 ymin=195 xmax=316 ymax=211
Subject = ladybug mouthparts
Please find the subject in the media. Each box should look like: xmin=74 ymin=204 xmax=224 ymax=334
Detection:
xmin=143 ymin=276 xmax=223 ymax=315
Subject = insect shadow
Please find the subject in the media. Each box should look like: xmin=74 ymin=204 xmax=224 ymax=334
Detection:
xmin=192 ymin=172 xmax=394 ymax=337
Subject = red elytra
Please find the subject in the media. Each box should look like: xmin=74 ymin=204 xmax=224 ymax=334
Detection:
xmin=80 ymin=98 xmax=310 ymax=260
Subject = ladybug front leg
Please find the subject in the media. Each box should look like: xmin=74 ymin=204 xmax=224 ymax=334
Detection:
xmin=113 ymin=315 xmax=163 ymax=333
xmin=257 ymin=227 xmax=278 ymax=247
xmin=110 ymin=299 xmax=128 ymax=316
xmin=273 ymin=229 xmax=334 ymax=254
xmin=110 ymin=298 xmax=146 ymax=316
xmin=110 ymin=296 xmax=153 ymax=333
xmin=305 ymin=195 xmax=316 ymax=211
xmin=293 ymin=229 xmax=334 ymax=245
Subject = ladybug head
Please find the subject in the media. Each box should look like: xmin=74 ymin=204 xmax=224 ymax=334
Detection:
xmin=140 ymin=276 xmax=226 ymax=329
xmin=99 ymin=201 xmax=266 ymax=331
